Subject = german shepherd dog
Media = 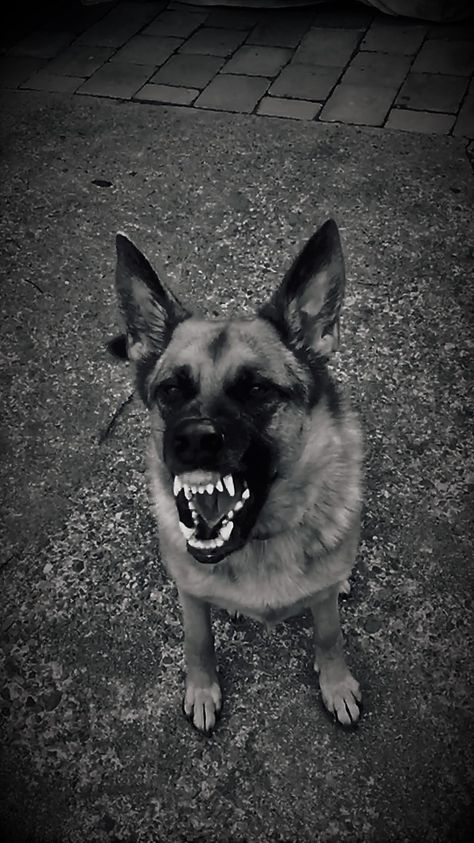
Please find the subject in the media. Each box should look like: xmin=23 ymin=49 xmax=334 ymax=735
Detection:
xmin=111 ymin=220 xmax=363 ymax=733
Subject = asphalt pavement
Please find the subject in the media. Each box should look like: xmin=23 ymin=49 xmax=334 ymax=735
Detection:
xmin=0 ymin=90 xmax=473 ymax=842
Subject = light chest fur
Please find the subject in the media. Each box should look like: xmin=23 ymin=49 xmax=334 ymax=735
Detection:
xmin=148 ymin=405 xmax=362 ymax=625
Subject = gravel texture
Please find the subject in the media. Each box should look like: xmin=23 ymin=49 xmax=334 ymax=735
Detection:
xmin=0 ymin=91 xmax=473 ymax=843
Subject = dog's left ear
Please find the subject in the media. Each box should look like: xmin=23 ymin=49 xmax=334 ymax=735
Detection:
xmin=261 ymin=219 xmax=345 ymax=357
xmin=114 ymin=233 xmax=190 ymax=362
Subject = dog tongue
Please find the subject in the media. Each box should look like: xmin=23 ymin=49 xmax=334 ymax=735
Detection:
xmin=193 ymin=481 xmax=241 ymax=528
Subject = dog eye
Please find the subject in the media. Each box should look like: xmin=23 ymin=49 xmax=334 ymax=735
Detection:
xmin=249 ymin=382 xmax=269 ymax=395
xmin=247 ymin=381 xmax=278 ymax=401
xmin=226 ymin=369 xmax=279 ymax=404
xmin=155 ymin=382 xmax=183 ymax=401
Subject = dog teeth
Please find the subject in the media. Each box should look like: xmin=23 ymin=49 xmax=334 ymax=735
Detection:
xmin=242 ymin=487 xmax=250 ymax=500
xmin=173 ymin=476 xmax=182 ymax=496
xmin=223 ymin=474 xmax=235 ymax=497
xmin=183 ymin=484 xmax=192 ymax=500
xmin=179 ymin=522 xmax=195 ymax=541
xmin=188 ymin=536 xmax=219 ymax=550
xmin=219 ymin=520 xmax=234 ymax=541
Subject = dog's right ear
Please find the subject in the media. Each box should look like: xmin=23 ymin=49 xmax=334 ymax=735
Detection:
xmin=260 ymin=219 xmax=345 ymax=359
xmin=114 ymin=233 xmax=190 ymax=361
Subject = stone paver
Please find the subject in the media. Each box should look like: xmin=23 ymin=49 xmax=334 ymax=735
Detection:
xmin=223 ymin=46 xmax=292 ymax=78
xmin=195 ymin=74 xmax=269 ymax=113
xmin=134 ymin=82 xmax=199 ymax=105
xmin=0 ymin=56 xmax=46 ymax=87
xmin=8 ymin=30 xmax=73 ymax=59
xmin=270 ymin=64 xmax=342 ymax=101
xmin=1 ymin=0 xmax=474 ymax=139
xmin=150 ymin=54 xmax=224 ymax=89
xmin=396 ymin=73 xmax=468 ymax=114
xmin=38 ymin=2 xmax=112 ymax=37
xmin=257 ymin=96 xmax=321 ymax=120
xmin=110 ymin=34 xmax=182 ymax=66
xmin=361 ymin=22 xmax=427 ymax=56
xmin=320 ymin=82 xmax=397 ymax=126
xmin=428 ymin=22 xmax=474 ymax=41
xmin=1 ymin=25 xmax=24 ymax=53
xmin=179 ymin=27 xmax=246 ymax=57
xmin=342 ymin=52 xmax=411 ymax=88
xmin=311 ymin=3 xmax=373 ymax=29
xmin=412 ymin=40 xmax=474 ymax=76
xmin=205 ymin=9 xmax=262 ymax=30
xmin=293 ymin=28 xmax=362 ymax=67
xmin=77 ymin=1 xmax=163 ymax=48
xmin=20 ymin=71 xmax=83 ymax=93
xmin=144 ymin=9 xmax=208 ymax=38
xmin=46 ymin=45 xmax=115 ymax=78
xmin=247 ymin=13 xmax=313 ymax=49
xmin=386 ymin=109 xmax=455 ymax=134
xmin=77 ymin=62 xmax=153 ymax=99
xmin=453 ymin=79 xmax=474 ymax=137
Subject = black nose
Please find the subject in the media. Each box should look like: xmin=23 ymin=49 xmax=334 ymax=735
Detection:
xmin=172 ymin=418 xmax=223 ymax=469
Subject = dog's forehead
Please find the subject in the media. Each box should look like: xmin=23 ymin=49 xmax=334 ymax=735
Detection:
xmin=164 ymin=317 xmax=290 ymax=381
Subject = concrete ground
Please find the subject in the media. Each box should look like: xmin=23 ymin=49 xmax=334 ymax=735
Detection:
xmin=1 ymin=6 xmax=474 ymax=843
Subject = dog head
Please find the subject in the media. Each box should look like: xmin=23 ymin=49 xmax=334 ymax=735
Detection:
xmin=112 ymin=220 xmax=345 ymax=564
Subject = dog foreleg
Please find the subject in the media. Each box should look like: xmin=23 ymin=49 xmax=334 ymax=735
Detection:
xmin=179 ymin=589 xmax=222 ymax=734
xmin=311 ymin=584 xmax=361 ymax=727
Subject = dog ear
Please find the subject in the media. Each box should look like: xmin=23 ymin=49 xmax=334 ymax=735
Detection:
xmin=261 ymin=219 xmax=345 ymax=357
xmin=107 ymin=333 xmax=128 ymax=360
xmin=114 ymin=233 xmax=190 ymax=361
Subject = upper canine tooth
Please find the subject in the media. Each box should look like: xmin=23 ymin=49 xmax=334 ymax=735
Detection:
xmin=242 ymin=487 xmax=250 ymax=500
xmin=220 ymin=520 xmax=234 ymax=541
xmin=216 ymin=479 xmax=224 ymax=493
xmin=223 ymin=474 xmax=235 ymax=497
xmin=206 ymin=484 xmax=214 ymax=494
xmin=179 ymin=522 xmax=195 ymax=541
xmin=173 ymin=476 xmax=182 ymax=496
xmin=183 ymin=485 xmax=192 ymax=500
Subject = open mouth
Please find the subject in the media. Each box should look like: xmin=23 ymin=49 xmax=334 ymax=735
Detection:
xmin=172 ymin=470 xmax=252 ymax=563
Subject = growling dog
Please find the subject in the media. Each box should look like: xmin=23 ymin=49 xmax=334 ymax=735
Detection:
xmin=112 ymin=220 xmax=363 ymax=733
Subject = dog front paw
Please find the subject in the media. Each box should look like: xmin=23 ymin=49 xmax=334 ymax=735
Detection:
xmin=338 ymin=578 xmax=351 ymax=597
xmin=318 ymin=670 xmax=362 ymax=727
xmin=183 ymin=678 xmax=222 ymax=734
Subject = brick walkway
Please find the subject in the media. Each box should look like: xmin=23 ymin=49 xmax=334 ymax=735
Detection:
xmin=2 ymin=0 xmax=474 ymax=137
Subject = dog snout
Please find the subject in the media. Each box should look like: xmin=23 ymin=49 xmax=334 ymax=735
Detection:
xmin=172 ymin=418 xmax=224 ymax=469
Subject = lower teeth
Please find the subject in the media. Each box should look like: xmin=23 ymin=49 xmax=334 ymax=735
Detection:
xmin=186 ymin=518 xmax=234 ymax=550
xmin=177 ymin=476 xmax=250 ymax=553
xmin=188 ymin=536 xmax=224 ymax=550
